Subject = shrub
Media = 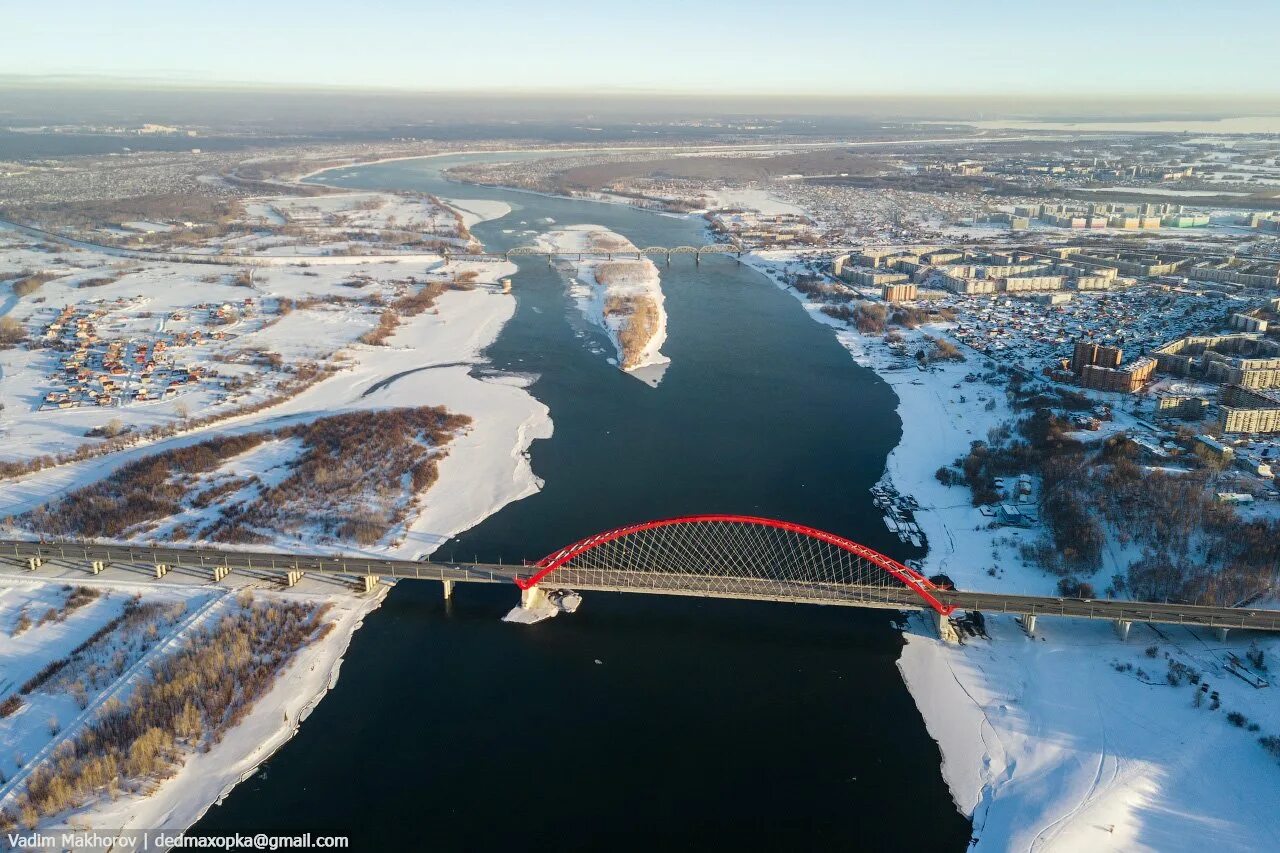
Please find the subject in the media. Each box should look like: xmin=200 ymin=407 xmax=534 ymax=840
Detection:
xmin=0 ymin=317 xmax=25 ymax=348
xmin=606 ymin=294 xmax=660 ymax=369
xmin=1 ymin=599 xmax=331 ymax=826
xmin=1057 ymin=578 xmax=1095 ymax=598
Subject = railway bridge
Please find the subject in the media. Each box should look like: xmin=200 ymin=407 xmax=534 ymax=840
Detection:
xmin=443 ymin=243 xmax=744 ymax=265
xmin=4 ymin=516 xmax=1278 ymax=642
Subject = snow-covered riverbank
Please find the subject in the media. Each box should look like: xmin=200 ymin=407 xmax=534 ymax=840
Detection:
xmin=0 ymin=196 xmax=553 ymax=840
xmin=743 ymin=249 xmax=1280 ymax=852
xmin=0 ymin=575 xmax=388 ymax=839
xmin=536 ymin=225 xmax=670 ymax=386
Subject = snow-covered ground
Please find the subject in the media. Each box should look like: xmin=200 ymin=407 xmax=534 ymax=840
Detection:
xmin=1 ymin=236 xmax=551 ymax=559
xmin=0 ymin=196 xmax=553 ymax=837
xmin=442 ymin=198 xmax=512 ymax=230
xmin=743 ymin=249 xmax=1280 ymax=851
xmin=706 ymin=187 xmax=810 ymax=217
xmin=536 ymin=225 xmax=670 ymax=386
xmin=0 ymin=570 xmax=386 ymax=838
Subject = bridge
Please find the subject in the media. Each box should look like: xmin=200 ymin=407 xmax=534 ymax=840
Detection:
xmin=3 ymin=516 xmax=1278 ymax=642
xmin=0 ymin=218 xmax=742 ymax=269
xmin=444 ymin=243 xmax=745 ymax=266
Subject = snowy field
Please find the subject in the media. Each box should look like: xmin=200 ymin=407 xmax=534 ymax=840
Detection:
xmin=11 ymin=189 xmax=478 ymax=258
xmin=743 ymin=249 xmax=1280 ymax=852
xmin=0 ymin=195 xmax=552 ymax=838
xmin=1 ymin=223 xmax=550 ymax=559
xmin=705 ymin=187 xmax=810 ymax=217
xmin=0 ymin=570 xmax=386 ymax=838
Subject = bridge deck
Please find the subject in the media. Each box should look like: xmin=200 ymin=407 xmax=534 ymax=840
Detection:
xmin=2 ymin=539 xmax=1277 ymax=632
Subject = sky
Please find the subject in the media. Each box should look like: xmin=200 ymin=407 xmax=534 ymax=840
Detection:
xmin=3 ymin=0 xmax=1279 ymax=97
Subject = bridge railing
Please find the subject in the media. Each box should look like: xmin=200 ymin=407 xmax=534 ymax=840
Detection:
xmin=3 ymin=538 xmax=1278 ymax=633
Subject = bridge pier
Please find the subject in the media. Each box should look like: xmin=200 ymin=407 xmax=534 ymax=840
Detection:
xmin=285 ymin=569 xmax=304 ymax=587
xmin=89 ymin=560 xmax=105 ymax=575
xmin=26 ymin=557 xmax=43 ymax=571
xmin=1216 ymin=627 xmax=1229 ymax=643
xmin=936 ymin=610 xmax=960 ymax=644
xmin=361 ymin=575 xmax=379 ymax=594
xmin=1019 ymin=613 xmax=1037 ymax=636
xmin=520 ymin=585 xmax=547 ymax=610
xmin=442 ymin=579 xmax=455 ymax=600
xmin=212 ymin=565 xmax=230 ymax=583
xmin=1114 ymin=619 xmax=1132 ymax=641
xmin=154 ymin=564 xmax=169 ymax=579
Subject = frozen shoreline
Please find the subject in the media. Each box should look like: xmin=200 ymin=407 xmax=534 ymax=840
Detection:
xmin=42 ymin=583 xmax=390 ymax=837
xmin=742 ymin=249 xmax=1280 ymax=852
xmin=1 ymin=196 xmax=554 ymax=840
xmin=536 ymin=225 xmax=670 ymax=384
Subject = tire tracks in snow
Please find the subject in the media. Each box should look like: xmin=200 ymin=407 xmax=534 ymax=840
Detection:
xmin=1027 ymin=692 xmax=1119 ymax=852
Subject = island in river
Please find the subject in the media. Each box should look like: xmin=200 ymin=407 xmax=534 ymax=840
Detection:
xmin=537 ymin=224 xmax=669 ymax=385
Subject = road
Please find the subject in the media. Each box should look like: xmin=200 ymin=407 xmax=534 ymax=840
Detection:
xmin=3 ymin=538 xmax=1277 ymax=632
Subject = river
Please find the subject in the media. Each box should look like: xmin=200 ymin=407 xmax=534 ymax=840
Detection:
xmin=191 ymin=154 xmax=971 ymax=850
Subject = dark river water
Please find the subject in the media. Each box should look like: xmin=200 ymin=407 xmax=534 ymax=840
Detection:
xmin=192 ymin=154 xmax=971 ymax=850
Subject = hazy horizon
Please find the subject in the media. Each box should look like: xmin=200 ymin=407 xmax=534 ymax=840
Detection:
xmin=5 ymin=0 xmax=1280 ymax=99
xmin=3 ymin=76 xmax=1279 ymax=127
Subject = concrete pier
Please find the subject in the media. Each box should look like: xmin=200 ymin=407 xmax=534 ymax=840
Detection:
xmin=442 ymin=579 xmax=455 ymax=600
xmin=1114 ymin=619 xmax=1132 ymax=641
xmin=361 ymin=575 xmax=379 ymax=594
xmin=285 ymin=569 xmax=304 ymax=587
xmin=154 ymin=564 xmax=169 ymax=578
xmin=212 ymin=565 xmax=230 ymax=582
xmin=1019 ymin=613 xmax=1037 ymax=636
xmin=936 ymin=610 xmax=960 ymax=644
xmin=26 ymin=557 xmax=42 ymax=571
xmin=1217 ymin=627 xmax=1229 ymax=642
xmin=520 ymin=585 xmax=547 ymax=610
xmin=90 ymin=560 xmax=105 ymax=575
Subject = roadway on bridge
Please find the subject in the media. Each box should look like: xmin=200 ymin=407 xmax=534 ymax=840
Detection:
xmin=3 ymin=539 xmax=1277 ymax=633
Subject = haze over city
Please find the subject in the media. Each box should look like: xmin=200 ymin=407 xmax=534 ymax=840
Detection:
xmin=5 ymin=0 xmax=1280 ymax=96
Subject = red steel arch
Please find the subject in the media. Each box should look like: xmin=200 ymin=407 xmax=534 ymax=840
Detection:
xmin=519 ymin=514 xmax=954 ymax=615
